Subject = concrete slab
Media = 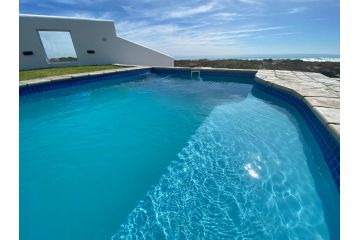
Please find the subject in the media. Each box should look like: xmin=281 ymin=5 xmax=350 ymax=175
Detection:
xmin=313 ymin=107 xmax=340 ymax=124
xmin=305 ymin=97 xmax=340 ymax=109
xmin=295 ymin=89 xmax=338 ymax=98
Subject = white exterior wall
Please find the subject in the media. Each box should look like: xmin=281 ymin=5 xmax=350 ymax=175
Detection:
xmin=19 ymin=15 xmax=174 ymax=70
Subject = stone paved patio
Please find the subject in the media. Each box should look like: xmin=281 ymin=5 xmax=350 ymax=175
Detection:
xmin=256 ymin=70 xmax=340 ymax=140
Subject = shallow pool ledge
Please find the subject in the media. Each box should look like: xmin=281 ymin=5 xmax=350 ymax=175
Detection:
xmin=255 ymin=70 xmax=340 ymax=141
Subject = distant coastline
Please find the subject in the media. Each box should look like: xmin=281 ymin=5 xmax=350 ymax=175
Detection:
xmin=175 ymin=58 xmax=340 ymax=78
xmin=175 ymin=54 xmax=340 ymax=63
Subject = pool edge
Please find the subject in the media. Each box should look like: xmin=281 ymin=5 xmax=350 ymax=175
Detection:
xmin=19 ymin=66 xmax=340 ymax=190
xmin=254 ymin=73 xmax=340 ymax=191
xmin=19 ymin=67 xmax=340 ymax=142
xmin=254 ymin=71 xmax=340 ymax=141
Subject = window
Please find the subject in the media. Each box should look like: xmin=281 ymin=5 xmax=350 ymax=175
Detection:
xmin=38 ymin=31 xmax=78 ymax=63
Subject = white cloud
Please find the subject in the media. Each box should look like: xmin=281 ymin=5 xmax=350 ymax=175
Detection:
xmin=50 ymin=0 xmax=77 ymax=4
xmin=20 ymin=0 xmax=339 ymax=56
xmin=287 ymin=0 xmax=319 ymax=2
xmin=238 ymin=0 xmax=264 ymax=5
xmin=165 ymin=2 xmax=218 ymax=18
xmin=50 ymin=0 xmax=111 ymax=5
xmin=287 ymin=7 xmax=307 ymax=14
xmin=115 ymin=19 xmax=287 ymax=57
xmin=212 ymin=12 xmax=250 ymax=21
xmin=61 ymin=11 xmax=113 ymax=20
xmin=213 ymin=13 xmax=240 ymax=17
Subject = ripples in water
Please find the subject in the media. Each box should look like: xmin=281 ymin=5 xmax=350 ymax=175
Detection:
xmin=112 ymin=97 xmax=330 ymax=240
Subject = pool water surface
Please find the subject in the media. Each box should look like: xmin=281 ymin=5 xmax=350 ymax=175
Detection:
xmin=20 ymin=72 xmax=339 ymax=240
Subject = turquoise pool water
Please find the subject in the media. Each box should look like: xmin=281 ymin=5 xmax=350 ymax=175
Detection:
xmin=20 ymin=72 xmax=339 ymax=240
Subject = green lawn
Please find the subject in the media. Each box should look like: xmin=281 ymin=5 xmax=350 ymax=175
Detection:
xmin=19 ymin=65 xmax=129 ymax=81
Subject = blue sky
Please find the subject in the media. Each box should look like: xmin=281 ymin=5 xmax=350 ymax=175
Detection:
xmin=20 ymin=0 xmax=340 ymax=58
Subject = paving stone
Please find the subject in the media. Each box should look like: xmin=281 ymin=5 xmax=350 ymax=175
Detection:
xmin=313 ymin=107 xmax=340 ymax=124
xmin=50 ymin=76 xmax=72 ymax=81
xmin=305 ymin=72 xmax=326 ymax=78
xmin=278 ymin=83 xmax=319 ymax=91
xmin=19 ymin=81 xmax=28 ymax=86
xmin=23 ymin=78 xmax=52 ymax=85
xmin=19 ymin=66 xmax=142 ymax=86
xmin=256 ymin=69 xmax=340 ymax=137
xmin=295 ymin=89 xmax=338 ymax=97
xmin=275 ymin=70 xmax=292 ymax=74
xmin=70 ymin=73 xmax=90 ymax=78
xmin=296 ymin=76 xmax=314 ymax=82
xmin=305 ymin=97 xmax=340 ymax=108
xmin=328 ymin=85 xmax=340 ymax=91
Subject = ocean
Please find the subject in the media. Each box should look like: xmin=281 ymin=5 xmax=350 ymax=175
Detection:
xmin=175 ymin=54 xmax=340 ymax=62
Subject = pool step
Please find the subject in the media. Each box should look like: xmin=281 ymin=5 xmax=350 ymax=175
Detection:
xmin=191 ymin=70 xmax=202 ymax=81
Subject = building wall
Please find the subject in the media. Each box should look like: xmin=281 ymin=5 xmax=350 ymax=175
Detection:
xmin=19 ymin=15 xmax=174 ymax=70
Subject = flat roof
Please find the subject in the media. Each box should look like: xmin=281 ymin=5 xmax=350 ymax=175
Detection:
xmin=19 ymin=14 xmax=114 ymax=22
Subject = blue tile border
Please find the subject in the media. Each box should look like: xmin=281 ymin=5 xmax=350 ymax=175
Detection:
xmin=19 ymin=68 xmax=151 ymax=96
xmin=254 ymin=81 xmax=340 ymax=191
xmin=151 ymin=67 xmax=256 ymax=83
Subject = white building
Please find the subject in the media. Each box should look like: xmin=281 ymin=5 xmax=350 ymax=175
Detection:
xmin=19 ymin=14 xmax=174 ymax=70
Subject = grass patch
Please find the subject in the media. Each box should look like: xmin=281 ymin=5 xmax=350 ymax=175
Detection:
xmin=20 ymin=65 xmax=129 ymax=81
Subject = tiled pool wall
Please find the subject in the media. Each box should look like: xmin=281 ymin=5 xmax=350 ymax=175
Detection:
xmin=254 ymin=81 xmax=340 ymax=191
xmin=19 ymin=67 xmax=340 ymax=191
xmin=151 ymin=67 xmax=255 ymax=83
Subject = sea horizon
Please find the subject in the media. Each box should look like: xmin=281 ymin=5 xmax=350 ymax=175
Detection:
xmin=175 ymin=53 xmax=340 ymax=62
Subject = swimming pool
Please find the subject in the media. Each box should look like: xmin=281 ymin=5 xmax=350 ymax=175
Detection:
xmin=20 ymin=68 xmax=339 ymax=240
